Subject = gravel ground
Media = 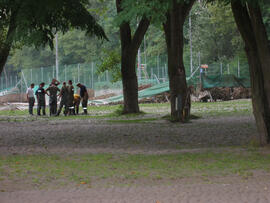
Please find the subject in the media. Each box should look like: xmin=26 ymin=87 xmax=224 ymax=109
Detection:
xmin=0 ymin=115 xmax=257 ymax=155
xmin=1 ymin=112 xmax=267 ymax=203
xmin=1 ymin=175 xmax=270 ymax=203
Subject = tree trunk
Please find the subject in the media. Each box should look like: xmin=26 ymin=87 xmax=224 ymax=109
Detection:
xmin=0 ymin=47 xmax=10 ymax=76
xmin=231 ymin=1 xmax=270 ymax=145
xmin=163 ymin=0 xmax=195 ymax=122
xmin=0 ymin=7 xmax=18 ymax=76
xmin=116 ymin=0 xmax=150 ymax=114
xmin=121 ymin=52 xmax=139 ymax=113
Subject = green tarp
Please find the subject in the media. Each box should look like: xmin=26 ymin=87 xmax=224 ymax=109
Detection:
xmin=202 ymin=74 xmax=250 ymax=89
xmin=90 ymin=74 xmax=251 ymax=104
xmin=90 ymin=82 xmax=170 ymax=104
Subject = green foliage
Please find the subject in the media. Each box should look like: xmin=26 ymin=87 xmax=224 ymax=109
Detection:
xmin=96 ymin=49 xmax=121 ymax=82
xmin=262 ymin=0 xmax=270 ymax=38
xmin=115 ymin=0 xmax=169 ymax=25
xmin=2 ymin=0 xmax=106 ymax=46
xmin=190 ymin=1 xmax=244 ymax=64
xmin=5 ymin=0 xmax=267 ymax=79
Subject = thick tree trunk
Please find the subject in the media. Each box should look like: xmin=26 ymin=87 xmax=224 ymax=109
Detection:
xmin=163 ymin=0 xmax=195 ymax=122
xmin=116 ymin=0 xmax=150 ymax=114
xmin=0 ymin=8 xmax=18 ymax=76
xmin=121 ymin=52 xmax=139 ymax=113
xmin=0 ymin=47 xmax=10 ymax=76
xmin=231 ymin=1 xmax=270 ymax=145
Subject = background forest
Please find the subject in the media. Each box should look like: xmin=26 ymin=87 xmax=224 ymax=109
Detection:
xmin=4 ymin=0 xmax=270 ymax=79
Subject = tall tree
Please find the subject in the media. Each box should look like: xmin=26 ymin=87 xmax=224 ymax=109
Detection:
xmin=0 ymin=0 xmax=106 ymax=76
xmin=163 ymin=0 xmax=195 ymax=121
xmin=230 ymin=0 xmax=270 ymax=144
xmin=116 ymin=0 xmax=150 ymax=113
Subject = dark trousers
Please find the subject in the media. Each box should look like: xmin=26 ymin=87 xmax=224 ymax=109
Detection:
xmin=37 ymin=103 xmax=46 ymax=115
xmin=57 ymin=100 xmax=68 ymax=116
xmin=75 ymin=101 xmax=80 ymax=115
xmin=68 ymin=97 xmax=75 ymax=115
xmin=49 ymin=97 xmax=57 ymax=116
xmin=82 ymin=95 xmax=88 ymax=114
xmin=28 ymin=97 xmax=35 ymax=115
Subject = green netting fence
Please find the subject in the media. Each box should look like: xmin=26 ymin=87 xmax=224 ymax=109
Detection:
xmin=0 ymin=60 xmax=250 ymax=98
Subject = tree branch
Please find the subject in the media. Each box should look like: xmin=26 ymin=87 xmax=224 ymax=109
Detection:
xmin=116 ymin=0 xmax=132 ymax=49
xmin=131 ymin=15 xmax=150 ymax=54
xmin=182 ymin=0 xmax=196 ymax=20
xmin=231 ymin=1 xmax=256 ymax=50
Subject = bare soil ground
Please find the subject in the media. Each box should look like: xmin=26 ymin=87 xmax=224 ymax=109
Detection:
xmin=0 ymin=115 xmax=257 ymax=155
xmin=1 ymin=176 xmax=270 ymax=203
xmin=0 ymin=101 xmax=269 ymax=202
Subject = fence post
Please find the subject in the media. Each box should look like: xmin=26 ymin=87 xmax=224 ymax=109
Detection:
xmin=220 ymin=62 xmax=223 ymax=75
xmin=41 ymin=67 xmax=43 ymax=82
xmin=162 ymin=65 xmax=164 ymax=82
xmin=64 ymin=65 xmax=67 ymax=82
xmin=30 ymin=69 xmax=33 ymax=82
xmin=106 ymin=70 xmax=109 ymax=83
xmin=238 ymin=58 xmax=240 ymax=77
xmin=227 ymin=64 xmax=230 ymax=74
xmin=91 ymin=62 xmax=94 ymax=89
xmin=165 ymin=64 xmax=167 ymax=80
xmin=77 ymin=64 xmax=80 ymax=82
xmin=20 ymin=77 xmax=22 ymax=102
xmin=84 ymin=66 xmax=86 ymax=85
xmin=89 ymin=75 xmax=91 ymax=89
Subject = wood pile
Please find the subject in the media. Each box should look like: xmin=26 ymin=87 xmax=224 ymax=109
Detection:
xmin=231 ymin=87 xmax=251 ymax=99
xmin=91 ymin=93 xmax=116 ymax=100
xmin=209 ymin=87 xmax=231 ymax=101
xmin=138 ymin=84 xmax=152 ymax=91
xmin=201 ymin=87 xmax=252 ymax=102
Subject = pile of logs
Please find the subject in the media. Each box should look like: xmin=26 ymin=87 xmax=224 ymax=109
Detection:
xmin=198 ymin=87 xmax=252 ymax=102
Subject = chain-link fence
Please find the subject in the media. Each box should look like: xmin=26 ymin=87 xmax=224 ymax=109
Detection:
xmin=0 ymin=59 xmax=250 ymax=97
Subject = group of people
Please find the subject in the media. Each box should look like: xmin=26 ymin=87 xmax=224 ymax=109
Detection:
xmin=26 ymin=79 xmax=89 ymax=116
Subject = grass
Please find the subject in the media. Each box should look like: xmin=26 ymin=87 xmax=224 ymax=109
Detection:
xmin=0 ymin=99 xmax=252 ymax=120
xmin=0 ymin=150 xmax=269 ymax=188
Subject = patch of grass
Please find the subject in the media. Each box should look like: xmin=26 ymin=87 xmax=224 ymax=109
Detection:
xmin=0 ymin=109 xmax=29 ymax=116
xmin=0 ymin=99 xmax=252 ymax=120
xmin=191 ymin=99 xmax=252 ymax=117
xmin=0 ymin=150 xmax=270 ymax=188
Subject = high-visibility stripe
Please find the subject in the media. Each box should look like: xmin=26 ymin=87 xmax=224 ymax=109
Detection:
xmin=83 ymin=108 xmax=87 ymax=110
xmin=69 ymin=107 xmax=74 ymax=109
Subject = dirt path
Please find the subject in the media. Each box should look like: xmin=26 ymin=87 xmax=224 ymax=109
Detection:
xmin=1 ymin=176 xmax=270 ymax=203
xmin=1 ymin=114 xmax=268 ymax=203
xmin=0 ymin=115 xmax=257 ymax=155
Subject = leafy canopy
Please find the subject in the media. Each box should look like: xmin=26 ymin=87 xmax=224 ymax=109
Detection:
xmin=0 ymin=0 xmax=107 ymax=49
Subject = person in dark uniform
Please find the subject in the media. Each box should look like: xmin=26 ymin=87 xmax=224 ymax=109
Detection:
xmin=56 ymin=82 xmax=68 ymax=116
xmin=35 ymin=82 xmax=47 ymax=116
xmin=67 ymin=80 xmax=75 ymax=115
xmin=76 ymin=83 xmax=89 ymax=115
xmin=46 ymin=80 xmax=60 ymax=116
